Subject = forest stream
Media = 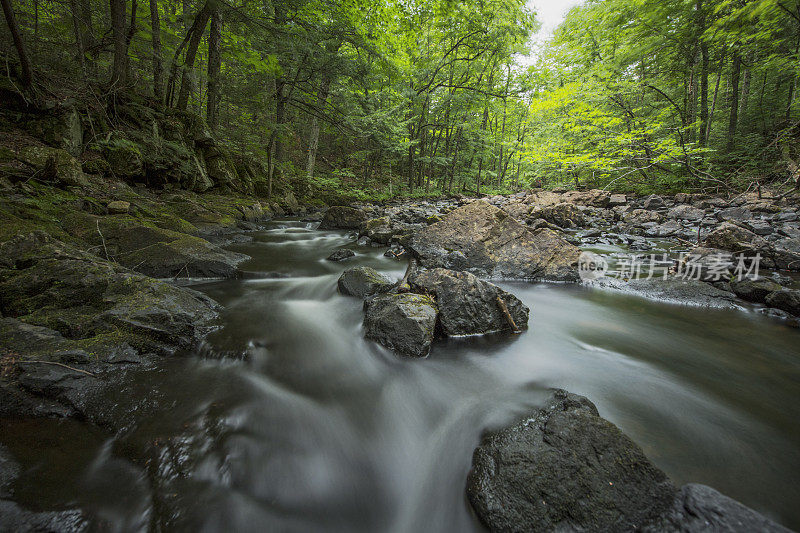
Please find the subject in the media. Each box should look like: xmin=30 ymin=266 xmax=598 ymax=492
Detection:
xmin=2 ymin=218 xmax=799 ymax=532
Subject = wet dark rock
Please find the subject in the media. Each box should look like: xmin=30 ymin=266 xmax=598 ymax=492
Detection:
xmin=408 ymin=201 xmax=580 ymax=281
xmin=468 ymin=390 xmax=791 ymax=533
xmin=643 ymin=483 xmax=792 ymax=533
xmin=337 ymin=267 xmax=394 ymax=298
xmin=729 ymin=278 xmax=783 ymax=303
xmin=467 ymin=390 xmax=677 ymax=532
xmin=363 ymin=293 xmax=437 ymax=357
xmin=758 ymin=307 xmax=800 ymax=327
xmin=327 ymin=249 xmax=356 ymax=262
xmin=318 ymin=206 xmax=367 ymax=230
xmin=591 ymin=276 xmax=740 ymax=308
xmin=765 ymin=289 xmax=800 ymax=317
xmin=409 ymin=268 xmax=528 ymax=336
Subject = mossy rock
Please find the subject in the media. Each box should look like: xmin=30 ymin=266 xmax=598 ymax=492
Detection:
xmin=81 ymin=156 xmax=111 ymax=176
xmin=17 ymin=146 xmax=88 ymax=188
xmin=100 ymin=138 xmax=144 ymax=180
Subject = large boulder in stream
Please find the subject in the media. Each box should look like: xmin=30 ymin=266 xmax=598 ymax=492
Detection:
xmin=467 ymin=389 xmax=790 ymax=533
xmin=318 ymin=206 xmax=367 ymax=230
xmin=408 ymin=200 xmax=580 ymax=281
xmin=410 ymin=268 xmax=528 ymax=335
xmin=338 ymin=267 xmax=393 ymax=298
xmin=363 ymin=293 xmax=437 ymax=357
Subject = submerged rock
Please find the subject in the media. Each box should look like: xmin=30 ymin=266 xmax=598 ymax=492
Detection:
xmin=337 ymin=267 xmax=393 ymax=298
xmin=408 ymin=200 xmax=580 ymax=281
xmin=410 ymin=268 xmax=528 ymax=335
xmin=467 ymin=389 xmax=791 ymax=533
xmin=318 ymin=206 xmax=367 ymax=230
xmin=363 ymin=293 xmax=437 ymax=357
xmin=326 ymin=249 xmax=356 ymax=262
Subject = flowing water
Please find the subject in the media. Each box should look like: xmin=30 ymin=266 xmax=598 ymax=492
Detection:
xmin=3 ymin=220 xmax=800 ymax=531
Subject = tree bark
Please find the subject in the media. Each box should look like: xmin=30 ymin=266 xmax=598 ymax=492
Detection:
xmin=697 ymin=0 xmax=709 ymax=147
xmin=726 ymin=50 xmax=741 ymax=152
xmin=1 ymin=0 xmax=34 ymax=89
xmin=306 ymin=77 xmax=331 ymax=178
xmin=150 ymin=0 xmax=163 ymax=99
xmin=69 ymin=0 xmax=86 ymax=75
xmin=109 ymin=0 xmax=127 ymax=88
xmin=206 ymin=6 xmax=222 ymax=129
xmin=176 ymin=2 xmax=212 ymax=111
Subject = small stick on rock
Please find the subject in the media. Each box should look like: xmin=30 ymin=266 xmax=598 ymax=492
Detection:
xmin=496 ymin=296 xmax=521 ymax=334
xmin=17 ymin=360 xmax=98 ymax=377
xmin=397 ymin=258 xmax=418 ymax=293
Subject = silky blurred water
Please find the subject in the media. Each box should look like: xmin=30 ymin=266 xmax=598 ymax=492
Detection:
xmin=2 ymin=219 xmax=799 ymax=532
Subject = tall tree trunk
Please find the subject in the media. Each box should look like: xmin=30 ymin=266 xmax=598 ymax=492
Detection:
xmin=727 ymin=50 xmax=741 ymax=152
xmin=687 ymin=59 xmax=698 ymax=144
xmin=109 ymin=0 xmax=127 ymax=88
xmin=125 ymin=0 xmax=138 ymax=80
xmin=206 ymin=6 xmax=222 ymax=129
xmin=307 ymin=77 xmax=331 ymax=178
xmin=79 ymin=0 xmax=95 ymax=53
xmin=697 ymin=0 xmax=709 ymax=147
xmin=69 ymin=0 xmax=86 ymax=75
xmin=706 ymin=49 xmax=726 ymax=143
xmin=176 ymin=2 xmax=212 ymax=111
xmin=1 ymin=0 xmax=33 ymax=89
xmin=150 ymin=0 xmax=163 ymax=99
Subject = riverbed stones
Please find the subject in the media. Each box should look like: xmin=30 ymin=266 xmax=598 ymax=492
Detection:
xmin=363 ymin=293 xmax=437 ymax=357
xmin=407 ymin=200 xmax=580 ymax=281
xmin=467 ymin=389 xmax=678 ymax=532
xmin=409 ymin=268 xmax=528 ymax=335
xmin=337 ymin=267 xmax=393 ymax=298
xmin=318 ymin=206 xmax=367 ymax=229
